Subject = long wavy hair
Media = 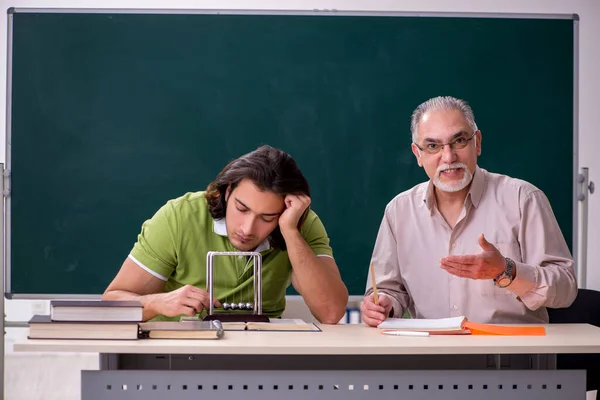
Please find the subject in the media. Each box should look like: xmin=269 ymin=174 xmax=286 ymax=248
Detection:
xmin=206 ymin=145 xmax=311 ymax=250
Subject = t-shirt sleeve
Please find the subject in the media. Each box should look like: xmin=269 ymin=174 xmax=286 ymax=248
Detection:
xmin=129 ymin=201 xmax=179 ymax=280
xmin=300 ymin=210 xmax=334 ymax=258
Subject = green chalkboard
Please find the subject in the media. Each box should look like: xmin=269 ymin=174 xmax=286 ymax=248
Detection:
xmin=7 ymin=10 xmax=575 ymax=296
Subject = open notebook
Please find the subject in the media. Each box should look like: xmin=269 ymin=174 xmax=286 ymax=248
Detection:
xmin=378 ymin=316 xmax=470 ymax=335
xmin=222 ymin=318 xmax=321 ymax=332
xmin=378 ymin=316 xmax=545 ymax=336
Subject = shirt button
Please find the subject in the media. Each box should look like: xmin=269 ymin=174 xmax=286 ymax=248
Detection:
xmin=453 ymin=305 xmax=459 ymax=310
xmin=451 ymin=242 xmax=457 ymax=249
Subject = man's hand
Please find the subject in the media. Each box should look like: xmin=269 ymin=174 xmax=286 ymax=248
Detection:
xmin=145 ymin=285 xmax=221 ymax=317
xmin=360 ymin=294 xmax=393 ymax=327
xmin=440 ymin=233 xmax=506 ymax=279
xmin=278 ymin=194 xmax=311 ymax=236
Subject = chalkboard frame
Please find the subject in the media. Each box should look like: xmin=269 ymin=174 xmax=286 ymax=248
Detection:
xmin=4 ymin=8 xmax=579 ymax=298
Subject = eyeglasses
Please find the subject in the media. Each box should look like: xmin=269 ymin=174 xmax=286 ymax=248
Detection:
xmin=414 ymin=131 xmax=477 ymax=155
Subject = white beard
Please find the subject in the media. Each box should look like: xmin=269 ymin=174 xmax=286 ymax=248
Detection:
xmin=433 ymin=163 xmax=473 ymax=192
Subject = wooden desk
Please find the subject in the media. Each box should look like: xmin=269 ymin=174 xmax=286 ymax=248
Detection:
xmin=14 ymin=324 xmax=600 ymax=400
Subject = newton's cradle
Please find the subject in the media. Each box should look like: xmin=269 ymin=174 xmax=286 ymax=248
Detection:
xmin=203 ymin=251 xmax=270 ymax=323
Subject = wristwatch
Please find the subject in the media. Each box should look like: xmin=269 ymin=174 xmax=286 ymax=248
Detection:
xmin=494 ymin=257 xmax=516 ymax=288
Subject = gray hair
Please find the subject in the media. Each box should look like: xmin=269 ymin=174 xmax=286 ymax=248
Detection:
xmin=410 ymin=96 xmax=478 ymax=143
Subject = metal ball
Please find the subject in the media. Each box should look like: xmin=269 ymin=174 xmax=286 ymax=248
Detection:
xmin=237 ymin=302 xmax=246 ymax=310
xmin=245 ymin=302 xmax=253 ymax=310
xmin=222 ymin=302 xmax=230 ymax=310
xmin=230 ymin=303 xmax=238 ymax=310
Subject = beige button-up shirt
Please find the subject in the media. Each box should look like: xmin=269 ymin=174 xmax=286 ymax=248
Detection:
xmin=366 ymin=166 xmax=577 ymax=324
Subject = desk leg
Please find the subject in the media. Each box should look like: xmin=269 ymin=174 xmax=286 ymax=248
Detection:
xmin=487 ymin=354 xmax=557 ymax=369
xmin=530 ymin=354 xmax=557 ymax=369
xmin=100 ymin=353 xmax=119 ymax=370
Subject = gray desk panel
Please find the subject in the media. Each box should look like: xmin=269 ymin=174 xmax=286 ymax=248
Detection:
xmin=82 ymin=369 xmax=585 ymax=400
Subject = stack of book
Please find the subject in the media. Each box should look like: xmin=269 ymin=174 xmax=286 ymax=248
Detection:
xmin=28 ymin=300 xmax=143 ymax=340
xmin=28 ymin=303 xmax=321 ymax=340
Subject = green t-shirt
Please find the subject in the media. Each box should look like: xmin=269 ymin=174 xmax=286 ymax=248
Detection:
xmin=129 ymin=191 xmax=333 ymax=321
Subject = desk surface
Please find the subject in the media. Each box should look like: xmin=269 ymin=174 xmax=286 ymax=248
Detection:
xmin=14 ymin=323 xmax=600 ymax=355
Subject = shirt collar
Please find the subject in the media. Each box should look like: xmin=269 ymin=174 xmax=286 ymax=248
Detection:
xmin=423 ymin=180 xmax=436 ymax=214
xmin=213 ymin=218 xmax=271 ymax=253
xmin=468 ymin=165 xmax=484 ymax=208
xmin=422 ymin=165 xmax=484 ymax=211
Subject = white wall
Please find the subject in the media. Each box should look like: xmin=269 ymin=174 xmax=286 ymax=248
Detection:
xmin=1 ymin=0 xmax=599 ymax=319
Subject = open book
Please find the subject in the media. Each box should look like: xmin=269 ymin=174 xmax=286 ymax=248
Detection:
xmin=378 ymin=316 xmax=469 ymax=335
xmin=378 ymin=316 xmax=546 ymax=336
xmin=139 ymin=320 xmax=224 ymax=339
xmin=222 ymin=318 xmax=321 ymax=332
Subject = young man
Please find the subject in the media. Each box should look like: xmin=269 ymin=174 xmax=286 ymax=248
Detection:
xmin=361 ymin=96 xmax=577 ymax=326
xmin=103 ymin=145 xmax=348 ymax=323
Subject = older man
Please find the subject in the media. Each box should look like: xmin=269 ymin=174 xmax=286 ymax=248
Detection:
xmin=362 ymin=96 xmax=577 ymax=326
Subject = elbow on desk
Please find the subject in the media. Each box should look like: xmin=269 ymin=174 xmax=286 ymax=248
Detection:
xmin=314 ymin=301 xmax=348 ymax=324
xmin=317 ymin=311 xmax=345 ymax=325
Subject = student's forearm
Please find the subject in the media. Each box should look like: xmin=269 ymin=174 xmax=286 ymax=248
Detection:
xmin=283 ymin=231 xmax=348 ymax=324
xmin=102 ymin=290 xmax=162 ymax=321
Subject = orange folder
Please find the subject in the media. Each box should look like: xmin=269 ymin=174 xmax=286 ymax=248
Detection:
xmin=464 ymin=321 xmax=546 ymax=336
